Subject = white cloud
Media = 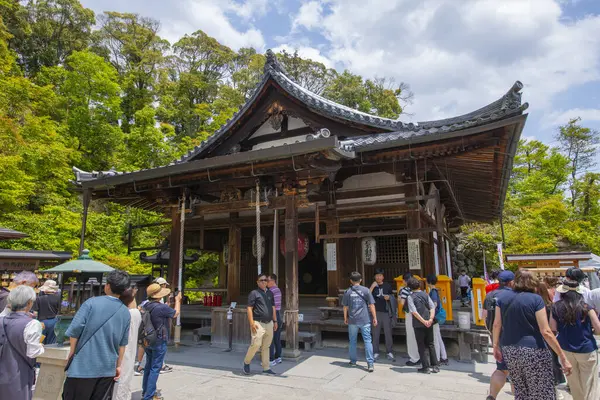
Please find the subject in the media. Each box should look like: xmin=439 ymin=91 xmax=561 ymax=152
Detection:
xmin=290 ymin=0 xmax=600 ymax=123
xmin=230 ymin=0 xmax=269 ymax=21
xmin=271 ymin=44 xmax=333 ymax=68
xmin=291 ymin=1 xmax=323 ymax=31
xmin=543 ymin=108 xmax=600 ymax=128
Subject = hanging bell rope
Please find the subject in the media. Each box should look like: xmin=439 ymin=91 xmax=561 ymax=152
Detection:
xmin=255 ymin=180 xmax=262 ymax=275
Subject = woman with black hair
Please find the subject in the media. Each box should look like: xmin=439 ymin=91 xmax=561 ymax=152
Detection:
xmin=550 ymin=282 xmax=600 ymax=400
xmin=493 ymin=270 xmax=572 ymax=400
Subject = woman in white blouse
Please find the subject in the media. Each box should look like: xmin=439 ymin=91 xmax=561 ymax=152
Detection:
xmin=113 ymin=286 xmax=142 ymax=400
xmin=0 ymin=285 xmax=45 ymax=400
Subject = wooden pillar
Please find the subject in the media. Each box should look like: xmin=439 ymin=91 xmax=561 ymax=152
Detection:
xmin=283 ymin=195 xmax=300 ymax=358
xmin=434 ymin=190 xmax=447 ymax=275
xmin=326 ymin=215 xmax=340 ymax=297
xmin=168 ymin=206 xmax=182 ymax=288
xmin=406 ymin=183 xmax=423 ymax=276
xmin=78 ymin=189 xmax=91 ymax=255
xmin=227 ymin=212 xmax=241 ymax=304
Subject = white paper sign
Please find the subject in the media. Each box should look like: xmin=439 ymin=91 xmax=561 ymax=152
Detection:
xmin=408 ymin=239 xmax=421 ymax=270
xmin=497 ymin=243 xmax=505 ymax=270
xmin=326 ymin=243 xmax=337 ymax=271
xmin=298 ymin=313 xmax=304 ymax=322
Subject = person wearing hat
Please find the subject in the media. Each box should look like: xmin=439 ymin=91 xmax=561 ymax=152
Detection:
xmin=552 ymin=267 xmax=591 ymax=303
xmin=141 ymin=282 xmax=181 ymax=400
xmin=482 ymin=270 xmax=515 ymax=400
xmin=32 ymin=280 xmax=61 ymax=344
xmin=550 ymin=281 xmax=600 ymax=400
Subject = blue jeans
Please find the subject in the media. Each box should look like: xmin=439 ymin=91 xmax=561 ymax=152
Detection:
xmin=270 ymin=310 xmax=282 ymax=360
xmin=41 ymin=317 xmax=57 ymax=345
xmin=348 ymin=323 xmax=374 ymax=365
xmin=142 ymin=341 xmax=167 ymax=400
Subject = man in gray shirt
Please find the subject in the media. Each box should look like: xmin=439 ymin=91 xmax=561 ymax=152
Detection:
xmin=342 ymin=271 xmax=377 ymax=372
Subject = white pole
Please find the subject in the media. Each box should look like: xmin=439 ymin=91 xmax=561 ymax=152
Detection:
xmin=176 ymin=196 xmax=185 ymax=329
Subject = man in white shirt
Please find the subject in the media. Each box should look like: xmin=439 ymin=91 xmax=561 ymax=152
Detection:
xmin=458 ymin=270 xmax=471 ymax=307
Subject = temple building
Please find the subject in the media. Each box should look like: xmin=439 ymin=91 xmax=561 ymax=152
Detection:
xmin=74 ymin=50 xmax=528 ymax=354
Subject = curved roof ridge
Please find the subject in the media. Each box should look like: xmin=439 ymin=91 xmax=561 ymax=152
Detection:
xmin=177 ymin=50 xmax=526 ymax=162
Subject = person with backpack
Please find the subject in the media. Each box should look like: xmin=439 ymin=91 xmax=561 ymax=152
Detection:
xmin=406 ymin=277 xmax=439 ymax=374
xmin=426 ymin=275 xmax=448 ymax=365
xmin=141 ymin=283 xmax=181 ymax=400
xmin=482 ymin=270 xmax=514 ymax=400
xmin=342 ymin=271 xmax=377 ymax=372
xmin=62 ymin=270 xmax=132 ymax=400
xmin=399 ymin=272 xmax=420 ymax=366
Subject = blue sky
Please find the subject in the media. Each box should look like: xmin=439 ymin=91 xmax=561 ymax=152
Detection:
xmin=82 ymin=0 xmax=600 ymax=156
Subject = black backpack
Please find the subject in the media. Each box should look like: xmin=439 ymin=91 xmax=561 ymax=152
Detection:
xmin=484 ymin=290 xmax=500 ymax=332
xmin=139 ymin=303 xmax=159 ymax=348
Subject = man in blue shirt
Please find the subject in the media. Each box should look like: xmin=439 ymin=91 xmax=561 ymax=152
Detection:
xmin=62 ymin=270 xmax=132 ymax=400
xmin=482 ymin=270 xmax=515 ymax=400
xmin=342 ymin=271 xmax=377 ymax=372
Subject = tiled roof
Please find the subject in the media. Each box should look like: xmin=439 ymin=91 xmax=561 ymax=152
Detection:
xmin=178 ymin=49 xmax=527 ymax=162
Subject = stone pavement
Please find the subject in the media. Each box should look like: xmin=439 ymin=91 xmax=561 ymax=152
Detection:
xmin=130 ymin=344 xmax=572 ymax=400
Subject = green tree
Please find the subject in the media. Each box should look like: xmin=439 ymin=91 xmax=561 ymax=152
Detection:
xmin=277 ymin=49 xmax=336 ymax=95
xmin=2 ymin=0 xmax=95 ymax=76
xmin=556 ymin=118 xmax=600 ymax=206
xmin=91 ymin=12 xmax=169 ymax=132
xmin=157 ymin=30 xmax=234 ymax=139
xmin=323 ymin=71 xmax=407 ymax=118
xmin=39 ymin=50 xmax=123 ymax=171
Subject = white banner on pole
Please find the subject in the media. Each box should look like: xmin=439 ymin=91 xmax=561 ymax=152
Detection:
xmin=497 ymin=243 xmax=505 ymax=270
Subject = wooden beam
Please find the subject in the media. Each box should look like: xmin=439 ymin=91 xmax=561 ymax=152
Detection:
xmin=319 ymin=227 xmax=436 ymax=240
xmin=168 ymin=206 xmax=182 ymax=288
xmin=244 ymin=126 xmax=314 ymax=147
xmin=226 ymin=213 xmax=241 ymax=303
xmin=79 ymin=189 xmax=91 ymax=255
xmin=283 ymin=195 xmax=300 ymax=357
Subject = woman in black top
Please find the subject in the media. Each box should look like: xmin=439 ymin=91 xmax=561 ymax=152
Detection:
xmin=34 ymin=280 xmax=61 ymax=344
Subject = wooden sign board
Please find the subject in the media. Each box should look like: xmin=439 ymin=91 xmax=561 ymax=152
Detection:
xmin=326 ymin=243 xmax=337 ymax=271
xmin=408 ymin=239 xmax=421 ymax=270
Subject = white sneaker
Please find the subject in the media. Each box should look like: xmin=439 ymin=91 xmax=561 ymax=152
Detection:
xmin=270 ymin=360 xmax=278 ymax=367
xmin=276 ymin=357 xmax=283 ymax=364
xmin=373 ymin=353 xmax=380 ymax=361
xmin=386 ymin=352 xmax=395 ymax=361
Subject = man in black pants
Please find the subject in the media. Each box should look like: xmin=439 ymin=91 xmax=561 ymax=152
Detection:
xmin=406 ymin=277 xmax=439 ymax=374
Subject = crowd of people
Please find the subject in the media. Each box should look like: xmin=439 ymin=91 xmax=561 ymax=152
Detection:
xmin=2 ymin=264 xmax=599 ymax=400
xmin=0 ymin=270 xmax=181 ymax=400
xmin=483 ymin=267 xmax=600 ymax=400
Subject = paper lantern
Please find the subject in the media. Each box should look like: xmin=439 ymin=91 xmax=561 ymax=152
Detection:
xmin=279 ymin=232 xmax=309 ymax=261
xmin=252 ymin=235 xmax=266 ymax=259
xmin=362 ymin=237 xmax=377 ymax=265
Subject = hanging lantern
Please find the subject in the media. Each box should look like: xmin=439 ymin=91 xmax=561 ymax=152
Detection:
xmin=252 ymin=235 xmax=266 ymax=259
xmin=280 ymin=232 xmax=309 ymax=261
xmin=362 ymin=237 xmax=377 ymax=265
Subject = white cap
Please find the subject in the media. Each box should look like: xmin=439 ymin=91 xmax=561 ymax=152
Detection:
xmin=154 ymin=277 xmax=169 ymax=286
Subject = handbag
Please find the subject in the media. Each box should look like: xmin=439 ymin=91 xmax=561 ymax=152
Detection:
xmin=430 ymin=288 xmax=446 ymax=325
xmin=64 ymin=305 xmax=122 ymax=372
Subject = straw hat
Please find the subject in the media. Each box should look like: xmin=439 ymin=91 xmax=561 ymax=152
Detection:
xmin=39 ymin=280 xmax=59 ymax=293
xmin=556 ymin=283 xmax=584 ymax=295
xmin=146 ymin=283 xmax=170 ymax=299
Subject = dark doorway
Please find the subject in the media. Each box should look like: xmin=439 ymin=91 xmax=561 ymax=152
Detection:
xmin=298 ymin=236 xmax=327 ymax=295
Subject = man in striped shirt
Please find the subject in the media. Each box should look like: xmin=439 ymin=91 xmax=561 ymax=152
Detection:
xmin=268 ymin=274 xmax=283 ymax=366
